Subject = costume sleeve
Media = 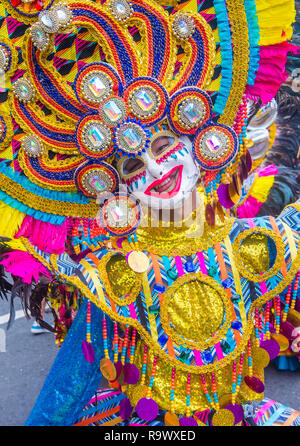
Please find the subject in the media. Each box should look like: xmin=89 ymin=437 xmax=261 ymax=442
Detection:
xmin=25 ymin=298 xmax=114 ymax=426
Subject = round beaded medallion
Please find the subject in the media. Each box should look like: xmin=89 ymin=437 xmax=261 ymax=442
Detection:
xmin=75 ymin=63 xmax=123 ymax=110
xmin=124 ymin=77 xmax=168 ymax=126
xmin=168 ymin=88 xmax=212 ymax=134
xmin=128 ymin=86 xmax=160 ymax=119
xmin=172 ymin=13 xmax=195 ymax=40
xmin=12 ymin=78 xmax=35 ymax=103
xmin=115 ymin=122 xmax=147 ymax=156
xmin=30 ymin=23 xmax=50 ymax=50
xmin=81 ymin=71 xmax=113 ymax=105
xmin=75 ymin=161 xmax=119 ymax=198
xmin=99 ymin=96 xmax=127 ymax=127
xmin=76 ymin=115 xmax=114 ymax=160
xmin=193 ymin=124 xmax=238 ymax=170
xmin=38 ymin=10 xmax=60 ymax=33
xmin=99 ymin=193 xmax=142 ymax=236
xmin=108 ymin=0 xmax=133 ymax=22
xmin=177 ymin=97 xmax=207 ymax=130
xmin=52 ymin=4 xmax=73 ymax=27
xmin=0 ymin=43 xmax=10 ymax=74
xmin=21 ymin=134 xmax=44 ymax=158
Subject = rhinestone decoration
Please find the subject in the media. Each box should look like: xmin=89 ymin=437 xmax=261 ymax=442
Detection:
xmin=115 ymin=123 xmax=147 ymax=155
xmin=12 ymin=78 xmax=35 ymax=103
xmin=100 ymin=194 xmax=142 ymax=236
xmin=109 ymin=0 xmax=133 ymax=22
xmin=100 ymin=97 xmax=127 ymax=126
xmin=172 ymin=13 xmax=195 ymax=40
xmin=81 ymin=71 xmax=113 ymax=104
xmin=199 ymin=130 xmax=228 ymax=160
xmin=52 ymin=4 xmax=73 ymax=27
xmin=128 ymin=86 xmax=160 ymax=119
xmin=30 ymin=23 xmax=49 ymax=51
xmin=81 ymin=121 xmax=112 ymax=153
xmin=38 ymin=10 xmax=60 ymax=34
xmin=0 ymin=44 xmax=9 ymax=74
xmin=21 ymin=134 xmax=44 ymax=158
xmin=82 ymin=169 xmax=114 ymax=196
xmin=178 ymin=97 xmax=206 ymax=129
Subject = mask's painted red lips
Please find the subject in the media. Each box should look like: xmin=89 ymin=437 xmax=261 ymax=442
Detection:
xmin=145 ymin=165 xmax=183 ymax=198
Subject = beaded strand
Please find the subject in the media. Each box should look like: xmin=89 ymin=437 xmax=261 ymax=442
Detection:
xmin=282 ymin=284 xmax=292 ymax=322
xmin=102 ymin=315 xmax=109 ymax=359
xmin=290 ymin=271 xmax=300 ymax=311
xmin=247 ymin=339 xmax=253 ymax=376
xmin=121 ymin=326 xmax=130 ymax=365
xmin=86 ymin=299 xmax=91 ymax=343
xmin=185 ymin=373 xmax=192 ymax=417
xmin=211 ymin=373 xmax=219 ymax=411
xmin=200 ymin=374 xmax=215 ymax=409
xmin=274 ymin=296 xmax=281 ymax=333
xmin=146 ymin=355 xmax=158 ymax=399
xmin=140 ymin=344 xmax=148 ymax=386
xmin=254 ymin=308 xmax=260 ymax=347
xmin=113 ymin=322 xmax=119 ymax=363
xmin=170 ymin=367 xmax=176 ymax=413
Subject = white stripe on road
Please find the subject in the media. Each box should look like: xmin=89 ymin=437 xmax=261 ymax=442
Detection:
xmin=0 ymin=310 xmax=25 ymax=325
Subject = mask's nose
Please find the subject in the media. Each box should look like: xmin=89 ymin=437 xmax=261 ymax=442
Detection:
xmin=143 ymin=152 xmax=164 ymax=179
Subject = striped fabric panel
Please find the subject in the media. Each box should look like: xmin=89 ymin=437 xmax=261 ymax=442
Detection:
xmin=74 ymin=389 xmax=125 ymax=426
xmin=254 ymin=398 xmax=300 ymax=426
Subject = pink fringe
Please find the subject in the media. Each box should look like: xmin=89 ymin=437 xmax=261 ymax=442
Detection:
xmin=0 ymin=250 xmax=51 ymax=284
xmin=15 ymin=216 xmax=70 ymax=254
xmin=237 ymin=196 xmax=263 ymax=218
xmin=257 ymin=164 xmax=278 ymax=177
xmin=246 ymin=42 xmax=300 ymax=104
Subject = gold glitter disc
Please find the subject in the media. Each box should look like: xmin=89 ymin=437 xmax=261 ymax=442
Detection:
xmin=212 ymin=409 xmax=235 ymax=426
xmin=271 ymin=333 xmax=289 ymax=352
xmin=252 ymin=346 xmax=270 ymax=369
xmin=164 ymin=412 xmax=180 ymax=426
xmin=127 ymin=251 xmax=150 ymax=273
xmin=100 ymin=358 xmax=117 ymax=381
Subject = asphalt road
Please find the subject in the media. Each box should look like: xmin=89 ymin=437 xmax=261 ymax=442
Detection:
xmin=0 ymin=298 xmax=300 ymax=426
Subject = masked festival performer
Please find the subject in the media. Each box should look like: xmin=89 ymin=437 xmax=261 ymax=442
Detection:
xmin=0 ymin=0 xmax=300 ymax=427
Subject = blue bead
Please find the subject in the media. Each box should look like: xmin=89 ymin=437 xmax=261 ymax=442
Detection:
xmin=153 ymin=283 xmax=166 ymax=294
xmin=231 ymin=320 xmax=242 ymax=330
xmin=202 ymin=350 xmax=213 ymax=363
xmin=185 ymin=261 xmax=194 ymax=272
xmin=222 ymin=277 xmax=234 ymax=288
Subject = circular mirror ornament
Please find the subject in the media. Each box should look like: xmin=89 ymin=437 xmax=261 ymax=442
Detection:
xmin=124 ymin=78 xmax=168 ymax=126
xmin=76 ymin=115 xmax=114 ymax=160
xmin=52 ymin=3 xmax=73 ymax=27
xmin=99 ymin=193 xmax=142 ymax=236
xmin=30 ymin=23 xmax=50 ymax=51
xmin=193 ymin=124 xmax=238 ymax=170
xmin=115 ymin=122 xmax=148 ymax=157
xmin=12 ymin=77 xmax=35 ymax=103
xmin=99 ymin=96 xmax=127 ymax=127
xmin=168 ymin=88 xmax=212 ymax=134
xmin=38 ymin=9 xmax=60 ymax=33
xmin=172 ymin=13 xmax=195 ymax=40
xmin=75 ymin=63 xmax=123 ymax=110
xmin=75 ymin=161 xmax=119 ymax=198
xmin=108 ymin=0 xmax=133 ymax=22
xmin=21 ymin=134 xmax=45 ymax=158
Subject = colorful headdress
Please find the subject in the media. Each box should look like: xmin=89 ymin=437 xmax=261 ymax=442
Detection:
xmin=0 ymin=0 xmax=298 ymax=247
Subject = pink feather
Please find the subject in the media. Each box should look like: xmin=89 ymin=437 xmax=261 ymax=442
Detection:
xmin=0 ymin=250 xmax=51 ymax=284
xmin=15 ymin=216 xmax=70 ymax=254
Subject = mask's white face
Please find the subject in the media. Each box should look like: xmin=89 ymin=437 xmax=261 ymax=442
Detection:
xmin=118 ymin=129 xmax=200 ymax=210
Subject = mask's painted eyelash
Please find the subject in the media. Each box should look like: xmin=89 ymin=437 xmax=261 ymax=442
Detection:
xmin=124 ymin=170 xmax=146 ymax=186
xmin=156 ymin=142 xmax=187 ymax=164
